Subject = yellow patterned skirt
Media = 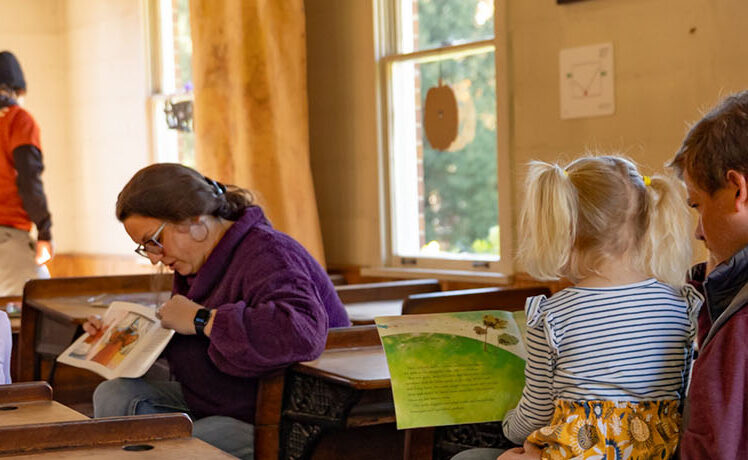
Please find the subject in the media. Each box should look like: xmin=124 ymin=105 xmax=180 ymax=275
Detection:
xmin=525 ymin=400 xmax=680 ymax=460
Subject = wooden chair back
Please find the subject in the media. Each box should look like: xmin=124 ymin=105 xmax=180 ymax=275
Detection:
xmin=402 ymin=286 xmax=551 ymax=315
xmin=335 ymin=279 xmax=440 ymax=304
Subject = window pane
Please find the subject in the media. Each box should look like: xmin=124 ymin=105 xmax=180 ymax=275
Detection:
xmin=399 ymin=0 xmax=494 ymax=53
xmin=391 ymin=50 xmax=499 ymax=260
xmin=172 ymin=0 xmax=192 ymax=92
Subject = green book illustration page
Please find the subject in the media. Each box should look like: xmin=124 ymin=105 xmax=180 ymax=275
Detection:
xmin=375 ymin=310 xmax=526 ymax=429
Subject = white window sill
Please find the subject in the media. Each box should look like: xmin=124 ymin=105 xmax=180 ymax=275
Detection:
xmin=361 ymin=266 xmax=512 ymax=285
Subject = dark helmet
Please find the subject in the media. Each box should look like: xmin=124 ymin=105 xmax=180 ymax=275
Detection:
xmin=0 ymin=51 xmax=26 ymax=92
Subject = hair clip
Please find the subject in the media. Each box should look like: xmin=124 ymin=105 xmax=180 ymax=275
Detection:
xmin=204 ymin=176 xmax=225 ymax=196
xmin=562 ymin=169 xmax=569 ymax=177
xmin=642 ymin=175 xmax=652 ymax=187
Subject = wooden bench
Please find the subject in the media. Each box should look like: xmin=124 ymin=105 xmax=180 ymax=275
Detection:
xmin=336 ymin=279 xmax=441 ymax=325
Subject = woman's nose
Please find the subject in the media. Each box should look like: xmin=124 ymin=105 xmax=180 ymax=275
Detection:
xmin=147 ymin=252 xmax=164 ymax=265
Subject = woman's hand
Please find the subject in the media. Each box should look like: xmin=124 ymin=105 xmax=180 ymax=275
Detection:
xmin=157 ymin=294 xmax=207 ymax=335
xmin=497 ymin=441 xmax=542 ymax=460
xmin=35 ymin=240 xmax=54 ymax=265
xmin=82 ymin=314 xmax=103 ymax=336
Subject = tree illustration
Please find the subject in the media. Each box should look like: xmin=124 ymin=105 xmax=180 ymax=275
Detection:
xmin=497 ymin=333 xmax=519 ymax=346
xmin=473 ymin=326 xmax=488 ymax=350
xmin=473 ymin=314 xmax=507 ymax=351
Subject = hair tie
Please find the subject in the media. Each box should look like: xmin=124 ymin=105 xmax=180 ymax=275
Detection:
xmin=642 ymin=175 xmax=651 ymax=187
xmin=562 ymin=169 xmax=568 ymax=177
xmin=204 ymin=176 xmax=226 ymax=196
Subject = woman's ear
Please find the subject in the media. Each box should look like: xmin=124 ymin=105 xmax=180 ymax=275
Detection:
xmin=186 ymin=216 xmax=209 ymax=241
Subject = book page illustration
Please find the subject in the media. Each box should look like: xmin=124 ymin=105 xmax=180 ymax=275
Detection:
xmin=375 ymin=310 xmax=527 ymax=429
xmin=58 ymin=301 xmax=174 ymax=379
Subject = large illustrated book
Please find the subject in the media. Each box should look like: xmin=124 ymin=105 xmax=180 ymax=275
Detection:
xmin=57 ymin=301 xmax=174 ymax=380
xmin=375 ymin=310 xmax=527 ymax=429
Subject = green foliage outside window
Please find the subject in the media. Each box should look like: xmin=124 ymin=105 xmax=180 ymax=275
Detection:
xmin=417 ymin=0 xmax=499 ymax=256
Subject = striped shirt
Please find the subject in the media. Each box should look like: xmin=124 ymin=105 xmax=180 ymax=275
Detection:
xmin=502 ymin=278 xmax=702 ymax=444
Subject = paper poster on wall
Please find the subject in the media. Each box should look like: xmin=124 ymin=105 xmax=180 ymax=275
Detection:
xmin=560 ymin=42 xmax=614 ymax=119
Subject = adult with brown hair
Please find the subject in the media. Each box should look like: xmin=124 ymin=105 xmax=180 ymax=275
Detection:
xmin=669 ymin=91 xmax=748 ymax=459
xmin=0 ymin=50 xmax=53 ymax=296
xmin=84 ymin=163 xmax=349 ymax=459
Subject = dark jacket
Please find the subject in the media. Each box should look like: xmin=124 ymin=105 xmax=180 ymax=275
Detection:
xmin=680 ymin=247 xmax=748 ymax=459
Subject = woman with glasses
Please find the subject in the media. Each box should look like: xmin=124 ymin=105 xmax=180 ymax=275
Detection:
xmin=83 ymin=163 xmax=349 ymax=460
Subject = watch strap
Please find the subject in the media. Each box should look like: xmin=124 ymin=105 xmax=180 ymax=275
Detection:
xmin=194 ymin=308 xmax=211 ymax=337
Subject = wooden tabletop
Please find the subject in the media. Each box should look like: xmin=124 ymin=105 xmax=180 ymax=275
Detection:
xmin=295 ymin=345 xmax=391 ymax=390
xmin=2 ymin=437 xmax=235 ymax=459
xmin=25 ymin=292 xmax=170 ymax=324
xmin=344 ymin=300 xmax=402 ymax=325
xmin=0 ymin=400 xmax=88 ymax=427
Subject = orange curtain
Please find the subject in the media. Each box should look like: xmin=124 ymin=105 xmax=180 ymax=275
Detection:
xmin=189 ymin=0 xmax=326 ymax=266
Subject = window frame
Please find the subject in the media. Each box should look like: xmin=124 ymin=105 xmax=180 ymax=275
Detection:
xmin=375 ymin=0 xmax=514 ymax=276
xmin=145 ymin=0 xmax=194 ymax=166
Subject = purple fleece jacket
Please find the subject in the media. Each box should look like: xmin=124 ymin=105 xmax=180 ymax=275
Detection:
xmin=165 ymin=206 xmax=349 ymax=423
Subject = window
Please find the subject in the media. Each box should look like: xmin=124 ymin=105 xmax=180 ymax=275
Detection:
xmin=378 ymin=0 xmax=512 ymax=274
xmin=147 ymin=0 xmax=195 ymax=167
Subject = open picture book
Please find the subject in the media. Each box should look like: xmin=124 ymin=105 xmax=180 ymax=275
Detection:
xmin=375 ymin=310 xmax=527 ymax=429
xmin=57 ymin=301 xmax=174 ymax=380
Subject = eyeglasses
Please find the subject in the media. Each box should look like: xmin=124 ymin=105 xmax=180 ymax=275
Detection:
xmin=134 ymin=222 xmax=166 ymax=258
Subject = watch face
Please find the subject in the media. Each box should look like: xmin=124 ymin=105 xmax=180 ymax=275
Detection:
xmin=194 ymin=308 xmax=210 ymax=324
xmin=194 ymin=308 xmax=210 ymax=336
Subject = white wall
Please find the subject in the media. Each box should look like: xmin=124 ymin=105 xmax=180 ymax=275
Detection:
xmin=64 ymin=0 xmax=150 ymax=254
xmin=0 ymin=0 xmax=151 ymax=256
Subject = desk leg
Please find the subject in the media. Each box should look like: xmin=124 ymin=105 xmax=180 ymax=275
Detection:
xmin=403 ymin=427 xmax=434 ymax=460
xmin=279 ymin=372 xmax=361 ymax=460
xmin=18 ymin=303 xmax=40 ymax=382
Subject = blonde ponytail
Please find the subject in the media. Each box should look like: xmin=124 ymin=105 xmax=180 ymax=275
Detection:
xmin=518 ymin=161 xmax=578 ymax=280
xmin=638 ymin=175 xmax=692 ymax=286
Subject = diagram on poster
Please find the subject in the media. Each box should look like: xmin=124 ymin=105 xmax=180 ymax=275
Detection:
xmin=560 ymin=42 xmax=614 ymax=119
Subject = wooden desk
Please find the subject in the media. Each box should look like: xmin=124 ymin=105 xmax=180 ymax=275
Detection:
xmin=276 ymin=326 xmax=393 ymax=459
xmin=2 ymin=437 xmax=235 ymax=458
xmin=344 ymin=300 xmax=402 ymax=326
xmin=0 ymin=413 xmax=233 ymax=458
xmin=295 ymin=346 xmax=390 ymax=390
xmin=0 ymin=382 xmax=88 ymax=427
xmin=278 ymin=326 xmax=514 ymax=460
xmin=336 ymin=280 xmax=441 ymax=325
xmin=18 ymin=275 xmax=172 ymax=405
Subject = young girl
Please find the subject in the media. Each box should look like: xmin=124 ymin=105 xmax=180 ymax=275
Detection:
xmin=457 ymin=156 xmax=701 ymax=460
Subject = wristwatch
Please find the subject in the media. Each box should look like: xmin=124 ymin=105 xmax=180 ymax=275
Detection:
xmin=193 ymin=308 xmax=211 ymax=337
